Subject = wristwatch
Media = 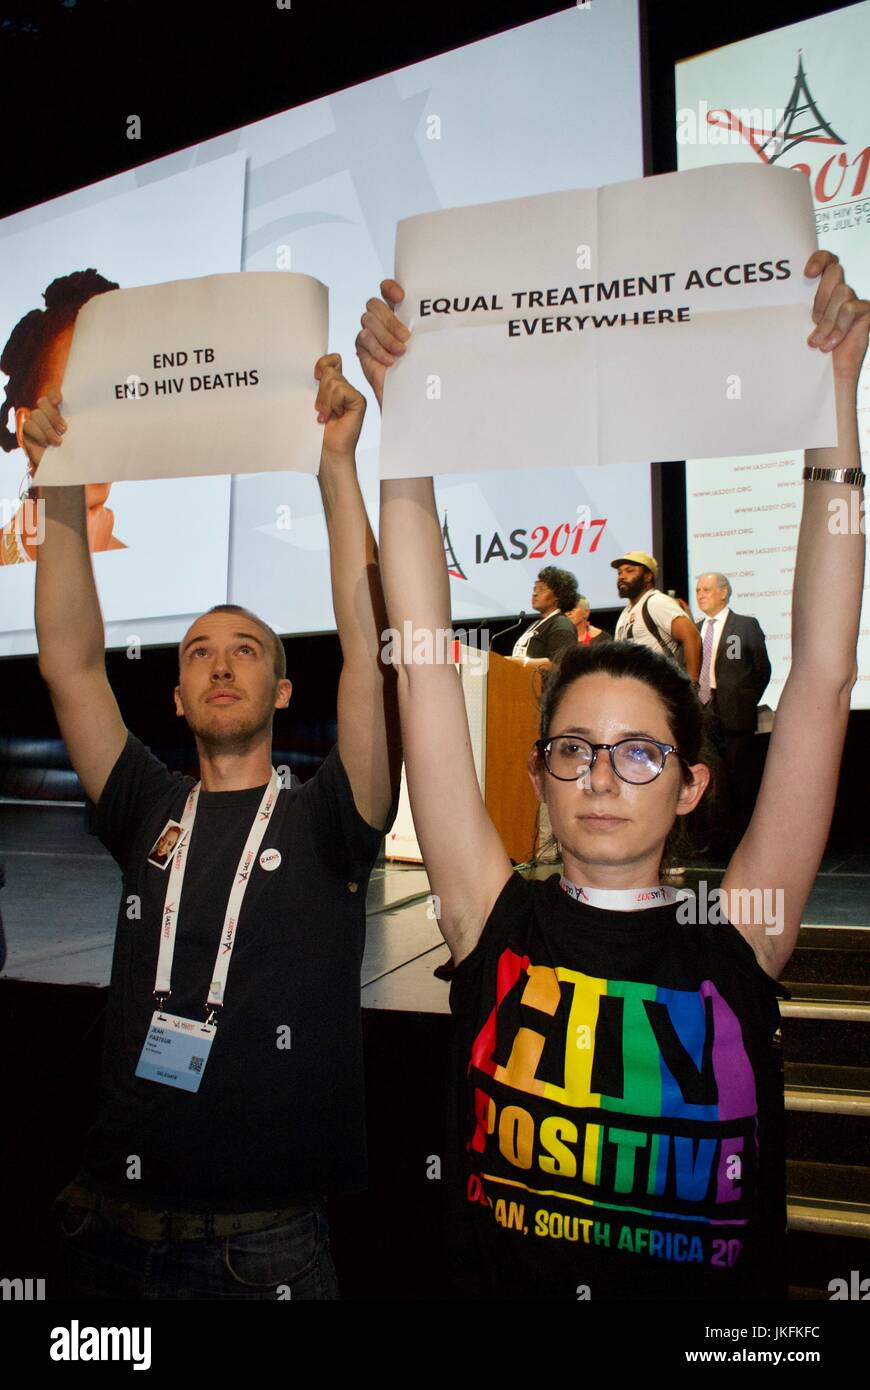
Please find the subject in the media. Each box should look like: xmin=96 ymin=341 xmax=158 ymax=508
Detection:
xmin=802 ymin=464 xmax=866 ymax=486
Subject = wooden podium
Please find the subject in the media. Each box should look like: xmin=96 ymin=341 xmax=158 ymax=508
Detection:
xmin=386 ymin=646 xmax=543 ymax=865
xmin=481 ymin=649 xmax=543 ymax=863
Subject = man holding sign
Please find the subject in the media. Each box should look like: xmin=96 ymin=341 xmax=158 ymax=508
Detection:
xmin=28 ymin=353 xmax=400 ymax=1300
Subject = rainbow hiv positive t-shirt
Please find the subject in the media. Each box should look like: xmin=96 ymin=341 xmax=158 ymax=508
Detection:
xmin=447 ymin=872 xmax=789 ymax=1300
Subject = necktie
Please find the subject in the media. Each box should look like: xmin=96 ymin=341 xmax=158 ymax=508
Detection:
xmin=699 ymin=618 xmax=715 ymax=704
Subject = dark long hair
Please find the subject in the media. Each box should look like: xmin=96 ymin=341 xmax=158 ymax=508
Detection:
xmin=534 ymin=641 xmax=720 ymax=872
xmin=1 ymin=270 xmax=119 ymax=454
xmin=537 ymin=565 xmax=579 ymax=612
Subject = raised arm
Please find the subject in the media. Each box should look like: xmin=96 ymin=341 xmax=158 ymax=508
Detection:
xmin=314 ymin=354 xmax=400 ymax=829
xmin=357 ymin=284 xmax=513 ymax=962
xmin=721 ymin=251 xmax=869 ymax=977
xmin=30 ymin=391 xmax=127 ymax=804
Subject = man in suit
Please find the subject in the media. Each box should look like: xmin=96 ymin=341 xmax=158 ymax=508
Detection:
xmin=695 ymin=572 xmax=772 ymax=852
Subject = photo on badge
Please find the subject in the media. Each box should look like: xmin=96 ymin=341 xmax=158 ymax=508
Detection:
xmin=147 ymin=820 xmax=187 ymax=870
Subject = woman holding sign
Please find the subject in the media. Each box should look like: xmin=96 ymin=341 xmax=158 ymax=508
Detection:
xmin=358 ymin=251 xmax=868 ymax=1300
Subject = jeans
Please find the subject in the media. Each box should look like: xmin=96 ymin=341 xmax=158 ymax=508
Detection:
xmin=53 ymin=1188 xmax=340 ymax=1300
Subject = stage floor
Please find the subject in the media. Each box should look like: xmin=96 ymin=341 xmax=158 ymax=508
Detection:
xmin=1 ymin=797 xmax=868 ymax=1010
xmin=0 ymin=798 xmax=452 ymax=1009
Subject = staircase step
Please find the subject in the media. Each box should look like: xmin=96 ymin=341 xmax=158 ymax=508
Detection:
xmin=788 ymin=1159 xmax=870 ymax=1203
xmin=786 ymin=1161 xmax=870 ymax=1295
xmin=787 ymin=1243 xmax=870 ymax=1299
xmin=787 ymin=1163 xmax=870 ymax=1237
xmin=787 ymin=923 xmax=870 ymax=964
xmin=787 ymin=1195 xmax=870 ymax=1238
xmin=785 ymin=1063 xmax=870 ymax=1115
xmin=780 ymin=983 xmax=870 ymax=1009
xmin=779 ymin=1013 xmax=869 ymax=1068
xmin=785 ymin=1108 xmax=870 ymax=1166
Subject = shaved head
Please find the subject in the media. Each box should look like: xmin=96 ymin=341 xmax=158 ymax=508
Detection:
xmin=179 ymin=605 xmax=286 ymax=683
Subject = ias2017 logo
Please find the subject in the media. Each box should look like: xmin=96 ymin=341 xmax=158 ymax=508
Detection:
xmin=441 ymin=507 xmax=607 ymax=576
xmin=677 ymin=55 xmax=869 ymax=208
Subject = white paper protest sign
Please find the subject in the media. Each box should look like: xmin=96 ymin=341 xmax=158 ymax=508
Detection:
xmin=36 ymin=272 xmax=328 ymax=485
xmin=379 ymin=164 xmax=836 ymax=478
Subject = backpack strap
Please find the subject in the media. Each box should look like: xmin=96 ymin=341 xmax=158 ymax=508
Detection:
xmin=639 ymin=593 xmax=673 ymax=655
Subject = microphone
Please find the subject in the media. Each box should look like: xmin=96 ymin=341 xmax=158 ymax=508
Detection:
xmin=491 ymin=611 xmax=527 ymax=652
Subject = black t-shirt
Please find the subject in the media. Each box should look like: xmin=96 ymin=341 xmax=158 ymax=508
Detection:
xmin=527 ymin=612 xmax=578 ymax=661
xmin=81 ymin=732 xmax=395 ymax=1212
xmin=447 ymin=871 xmax=789 ymax=1300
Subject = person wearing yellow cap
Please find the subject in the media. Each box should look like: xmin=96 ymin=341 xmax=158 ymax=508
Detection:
xmin=612 ymin=550 xmax=702 ymax=682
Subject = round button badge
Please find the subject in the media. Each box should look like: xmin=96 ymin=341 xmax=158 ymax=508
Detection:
xmin=259 ymin=848 xmax=282 ymax=872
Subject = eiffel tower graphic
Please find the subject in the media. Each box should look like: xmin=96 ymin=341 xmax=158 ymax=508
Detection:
xmin=758 ymin=52 xmax=845 ymax=164
xmin=442 ymin=512 xmax=466 ymax=580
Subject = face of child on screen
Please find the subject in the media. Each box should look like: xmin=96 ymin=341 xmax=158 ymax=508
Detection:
xmin=528 ymin=671 xmax=708 ymax=880
xmin=15 ymin=324 xmax=112 ymax=513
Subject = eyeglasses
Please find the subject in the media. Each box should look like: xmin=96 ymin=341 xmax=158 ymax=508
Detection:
xmin=535 ymin=734 xmax=686 ymax=785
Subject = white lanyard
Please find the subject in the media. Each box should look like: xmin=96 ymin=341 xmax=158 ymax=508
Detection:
xmin=153 ymin=767 xmax=282 ymax=1022
xmin=559 ymin=876 xmax=680 ymax=911
xmin=512 ymin=618 xmax=543 ymax=659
